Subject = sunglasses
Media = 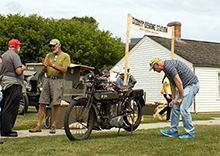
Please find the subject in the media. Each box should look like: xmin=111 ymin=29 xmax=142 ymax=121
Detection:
xmin=49 ymin=44 xmax=57 ymax=48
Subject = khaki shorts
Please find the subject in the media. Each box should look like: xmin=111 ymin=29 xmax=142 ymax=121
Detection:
xmin=39 ymin=78 xmax=65 ymax=105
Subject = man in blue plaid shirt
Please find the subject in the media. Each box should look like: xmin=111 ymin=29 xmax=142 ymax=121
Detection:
xmin=149 ymin=57 xmax=199 ymax=139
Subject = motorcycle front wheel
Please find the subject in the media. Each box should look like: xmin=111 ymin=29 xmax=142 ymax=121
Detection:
xmin=64 ymin=98 xmax=95 ymax=141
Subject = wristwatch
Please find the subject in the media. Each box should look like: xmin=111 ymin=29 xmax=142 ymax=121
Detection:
xmin=52 ymin=64 xmax=55 ymax=68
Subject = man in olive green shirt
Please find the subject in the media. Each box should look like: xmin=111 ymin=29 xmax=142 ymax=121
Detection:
xmin=29 ymin=39 xmax=70 ymax=134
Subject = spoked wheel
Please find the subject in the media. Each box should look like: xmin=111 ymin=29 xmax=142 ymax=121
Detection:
xmin=64 ymin=98 xmax=95 ymax=141
xmin=122 ymin=97 xmax=142 ymax=131
xmin=18 ymin=94 xmax=29 ymax=115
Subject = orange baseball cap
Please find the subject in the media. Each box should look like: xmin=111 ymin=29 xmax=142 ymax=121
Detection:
xmin=8 ymin=39 xmax=22 ymax=47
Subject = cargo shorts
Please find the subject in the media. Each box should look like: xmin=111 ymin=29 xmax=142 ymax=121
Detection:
xmin=39 ymin=78 xmax=65 ymax=105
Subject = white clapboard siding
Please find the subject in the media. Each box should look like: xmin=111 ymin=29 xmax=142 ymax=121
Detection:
xmin=112 ymin=36 xmax=194 ymax=108
xmin=195 ymin=67 xmax=220 ymax=112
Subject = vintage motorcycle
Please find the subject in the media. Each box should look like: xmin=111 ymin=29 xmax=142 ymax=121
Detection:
xmin=64 ymin=71 xmax=145 ymax=141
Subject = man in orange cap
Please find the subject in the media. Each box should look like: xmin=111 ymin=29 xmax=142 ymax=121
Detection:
xmin=0 ymin=39 xmax=26 ymax=137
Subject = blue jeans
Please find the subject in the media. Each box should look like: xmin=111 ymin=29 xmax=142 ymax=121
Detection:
xmin=170 ymin=82 xmax=199 ymax=135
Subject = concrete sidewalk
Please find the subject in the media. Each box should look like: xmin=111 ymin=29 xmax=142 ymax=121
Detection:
xmin=1 ymin=118 xmax=220 ymax=138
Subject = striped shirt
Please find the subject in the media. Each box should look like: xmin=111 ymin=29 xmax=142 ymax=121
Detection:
xmin=164 ymin=60 xmax=198 ymax=88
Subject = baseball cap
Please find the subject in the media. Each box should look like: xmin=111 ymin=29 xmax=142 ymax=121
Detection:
xmin=149 ymin=57 xmax=161 ymax=71
xmin=49 ymin=39 xmax=60 ymax=45
xmin=120 ymin=70 xmax=125 ymax=75
xmin=8 ymin=39 xmax=22 ymax=47
xmin=102 ymin=69 xmax=109 ymax=75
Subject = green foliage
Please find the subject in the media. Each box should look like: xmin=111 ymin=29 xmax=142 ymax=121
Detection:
xmin=0 ymin=13 xmax=125 ymax=73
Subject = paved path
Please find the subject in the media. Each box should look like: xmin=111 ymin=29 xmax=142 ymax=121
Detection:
xmin=1 ymin=118 xmax=220 ymax=138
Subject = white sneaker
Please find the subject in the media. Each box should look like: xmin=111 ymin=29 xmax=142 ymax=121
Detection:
xmin=158 ymin=114 xmax=162 ymax=120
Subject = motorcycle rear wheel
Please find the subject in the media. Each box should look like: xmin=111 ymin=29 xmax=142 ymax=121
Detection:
xmin=122 ymin=97 xmax=142 ymax=131
xmin=64 ymin=98 xmax=95 ymax=141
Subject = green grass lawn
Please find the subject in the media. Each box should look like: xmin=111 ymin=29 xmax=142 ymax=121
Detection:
xmin=1 ymin=107 xmax=220 ymax=156
xmin=1 ymin=125 xmax=220 ymax=156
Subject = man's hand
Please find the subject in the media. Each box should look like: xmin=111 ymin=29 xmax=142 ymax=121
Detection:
xmin=47 ymin=59 xmax=53 ymax=67
xmin=169 ymin=100 xmax=174 ymax=107
xmin=21 ymin=64 xmax=26 ymax=70
xmin=42 ymin=59 xmax=48 ymax=67
xmin=16 ymin=64 xmax=26 ymax=75
xmin=175 ymin=98 xmax=183 ymax=105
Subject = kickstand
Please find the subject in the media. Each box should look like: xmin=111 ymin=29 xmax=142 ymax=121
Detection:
xmin=131 ymin=124 xmax=133 ymax=135
xmin=131 ymin=116 xmax=134 ymax=135
xmin=117 ymin=128 xmax=121 ymax=136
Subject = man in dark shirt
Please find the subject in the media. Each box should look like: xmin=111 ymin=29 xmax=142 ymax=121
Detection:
xmin=126 ymin=68 xmax=137 ymax=88
xmin=0 ymin=39 xmax=26 ymax=137
xmin=149 ymin=57 xmax=199 ymax=139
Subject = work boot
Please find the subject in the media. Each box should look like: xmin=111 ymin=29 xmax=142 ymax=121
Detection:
xmin=29 ymin=125 xmax=42 ymax=133
xmin=49 ymin=126 xmax=56 ymax=134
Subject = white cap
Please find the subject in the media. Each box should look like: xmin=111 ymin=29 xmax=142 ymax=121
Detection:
xmin=113 ymin=66 xmax=120 ymax=73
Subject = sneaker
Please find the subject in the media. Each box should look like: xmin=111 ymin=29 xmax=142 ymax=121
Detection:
xmin=29 ymin=125 xmax=42 ymax=133
xmin=158 ymin=114 xmax=162 ymax=120
xmin=179 ymin=133 xmax=195 ymax=139
xmin=49 ymin=126 xmax=56 ymax=134
xmin=160 ymin=129 xmax=178 ymax=137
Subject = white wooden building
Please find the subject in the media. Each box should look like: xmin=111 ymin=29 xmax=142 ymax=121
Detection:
xmin=112 ymin=27 xmax=220 ymax=113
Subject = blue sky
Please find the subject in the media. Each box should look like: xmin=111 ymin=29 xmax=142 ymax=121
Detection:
xmin=0 ymin=0 xmax=220 ymax=43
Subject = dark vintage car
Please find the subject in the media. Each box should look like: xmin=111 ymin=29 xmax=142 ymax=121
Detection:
xmin=19 ymin=63 xmax=95 ymax=115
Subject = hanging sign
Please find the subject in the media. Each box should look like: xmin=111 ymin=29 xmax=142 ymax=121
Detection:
xmin=130 ymin=16 xmax=172 ymax=39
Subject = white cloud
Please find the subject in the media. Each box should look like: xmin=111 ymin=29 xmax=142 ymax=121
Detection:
xmin=0 ymin=0 xmax=219 ymax=42
xmin=5 ymin=1 xmax=22 ymax=13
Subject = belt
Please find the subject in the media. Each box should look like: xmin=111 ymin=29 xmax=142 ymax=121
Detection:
xmin=47 ymin=76 xmax=64 ymax=79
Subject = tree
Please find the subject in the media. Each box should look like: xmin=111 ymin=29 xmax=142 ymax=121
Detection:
xmin=0 ymin=13 xmax=125 ymax=74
